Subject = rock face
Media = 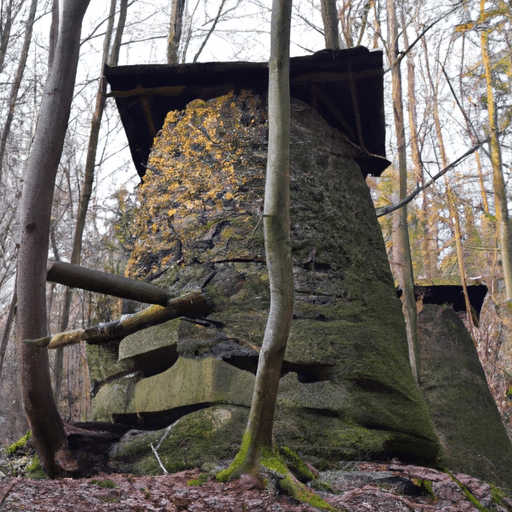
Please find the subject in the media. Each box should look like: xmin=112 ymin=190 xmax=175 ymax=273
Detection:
xmin=91 ymin=90 xmax=442 ymax=471
xmin=418 ymin=304 xmax=512 ymax=489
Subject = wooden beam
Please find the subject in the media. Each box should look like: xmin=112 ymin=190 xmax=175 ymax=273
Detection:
xmin=46 ymin=260 xmax=170 ymax=306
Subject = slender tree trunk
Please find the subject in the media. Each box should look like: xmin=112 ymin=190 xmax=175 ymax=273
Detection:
xmin=0 ymin=0 xmax=37 ymax=182
xmin=167 ymin=0 xmax=186 ymax=64
xmin=55 ymin=0 xmax=121 ymax=399
xmin=480 ymin=3 xmax=512 ymax=301
xmin=109 ymin=0 xmax=127 ymax=66
xmin=0 ymin=0 xmax=13 ymax=74
xmin=320 ymin=0 xmax=340 ymax=49
xmin=387 ymin=0 xmax=419 ymax=383
xmin=16 ymin=0 xmax=90 ymax=478
xmin=219 ymin=0 xmax=294 ymax=476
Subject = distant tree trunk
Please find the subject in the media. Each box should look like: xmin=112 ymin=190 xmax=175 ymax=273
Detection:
xmin=0 ymin=0 xmax=14 ymax=73
xmin=0 ymin=284 xmax=16 ymax=381
xmin=320 ymin=0 xmax=340 ymax=49
xmin=0 ymin=0 xmax=38 ymax=182
xmin=109 ymin=0 xmax=127 ymax=66
xmin=167 ymin=0 xmax=186 ymax=64
xmin=16 ymin=0 xmax=90 ymax=478
xmin=387 ymin=0 xmax=419 ymax=383
xmin=55 ymin=0 xmax=122 ymax=399
xmin=480 ymin=1 xmax=512 ymax=301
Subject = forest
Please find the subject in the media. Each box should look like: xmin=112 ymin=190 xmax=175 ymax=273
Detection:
xmin=0 ymin=0 xmax=512 ymax=506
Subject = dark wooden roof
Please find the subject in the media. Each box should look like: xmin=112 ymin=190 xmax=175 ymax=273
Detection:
xmin=104 ymin=46 xmax=390 ymax=179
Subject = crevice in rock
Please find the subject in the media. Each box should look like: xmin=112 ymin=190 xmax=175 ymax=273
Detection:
xmin=281 ymin=362 xmax=334 ymax=383
xmin=111 ymin=402 xmax=226 ymax=430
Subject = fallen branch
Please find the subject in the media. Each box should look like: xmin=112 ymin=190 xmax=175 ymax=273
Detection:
xmin=23 ymin=292 xmax=211 ymax=349
xmin=47 ymin=260 xmax=170 ymax=306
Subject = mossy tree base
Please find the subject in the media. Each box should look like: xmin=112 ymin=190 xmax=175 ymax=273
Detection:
xmin=217 ymin=435 xmax=344 ymax=512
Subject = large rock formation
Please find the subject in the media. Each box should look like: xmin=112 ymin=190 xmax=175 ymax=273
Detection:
xmin=90 ymin=90 xmax=445 ymax=473
xmin=418 ymin=304 xmax=512 ymax=488
xmin=90 ymin=89 xmax=442 ymax=471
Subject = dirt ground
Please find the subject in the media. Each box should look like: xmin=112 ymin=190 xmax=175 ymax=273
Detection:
xmin=1 ymin=462 xmax=512 ymax=511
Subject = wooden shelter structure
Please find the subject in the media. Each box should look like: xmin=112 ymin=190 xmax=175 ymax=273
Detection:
xmin=104 ymin=46 xmax=390 ymax=179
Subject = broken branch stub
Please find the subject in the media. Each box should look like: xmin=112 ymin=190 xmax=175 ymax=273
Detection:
xmin=23 ymin=292 xmax=211 ymax=349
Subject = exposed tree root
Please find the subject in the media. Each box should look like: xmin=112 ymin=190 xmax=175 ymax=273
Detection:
xmin=217 ymin=441 xmax=346 ymax=512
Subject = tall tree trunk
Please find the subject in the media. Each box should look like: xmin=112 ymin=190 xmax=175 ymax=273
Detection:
xmin=55 ymin=0 xmax=122 ymax=399
xmin=0 ymin=0 xmax=37 ymax=182
xmin=16 ymin=0 xmax=90 ymax=478
xmin=480 ymin=1 xmax=512 ymax=301
xmin=387 ymin=0 xmax=419 ymax=383
xmin=167 ymin=0 xmax=186 ymax=64
xmin=320 ymin=0 xmax=340 ymax=49
xmin=219 ymin=0 xmax=294 ymax=478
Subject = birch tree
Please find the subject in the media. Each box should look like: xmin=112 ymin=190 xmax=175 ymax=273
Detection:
xmin=16 ymin=0 xmax=90 ymax=477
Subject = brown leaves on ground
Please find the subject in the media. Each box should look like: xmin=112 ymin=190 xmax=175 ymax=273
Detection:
xmin=1 ymin=463 xmax=511 ymax=512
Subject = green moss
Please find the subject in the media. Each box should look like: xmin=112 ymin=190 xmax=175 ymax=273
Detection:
xmin=25 ymin=454 xmax=46 ymax=479
xmin=187 ymin=473 xmax=210 ymax=486
xmin=111 ymin=406 xmax=248 ymax=476
xmin=216 ymin=431 xmax=252 ymax=482
xmin=5 ymin=431 xmax=31 ymax=455
xmin=278 ymin=446 xmax=316 ymax=482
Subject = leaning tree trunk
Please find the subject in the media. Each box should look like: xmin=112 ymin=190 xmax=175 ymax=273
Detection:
xmin=16 ymin=0 xmax=90 ymax=478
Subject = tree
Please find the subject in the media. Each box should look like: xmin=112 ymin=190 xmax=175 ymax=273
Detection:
xmin=479 ymin=0 xmax=512 ymax=301
xmin=55 ymin=0 xmax=125 ymax=400
xmin=216 ymin=2 xmax=337 ymax=510
xmin=168 ymin=0 xmax=186 ymax=64
xmin=386 ymin=0 xmax=420 ymax=383
xmin=320 ymin=0 xmax=340 ymax=49
xmin=16 ymin=0 xmax=90 ymax=477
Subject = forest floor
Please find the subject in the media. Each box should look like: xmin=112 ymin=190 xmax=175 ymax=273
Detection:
xmin=1 ymin=461 xmax=512 ymax=511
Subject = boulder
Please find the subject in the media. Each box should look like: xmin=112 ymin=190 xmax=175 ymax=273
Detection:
xmin=418 ymin=304 xmax=512 ymax=488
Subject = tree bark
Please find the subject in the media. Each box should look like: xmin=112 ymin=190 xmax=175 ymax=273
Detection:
xmin=387 ymin=0 xmax=419 ymax=383
xmin=217 ymin=0 xmax=295 ymax=481
xmin=16 ymin=0 xmax=90 ymax=478
xmin=167 ymin=0 xmax=186 ymax=64
xmin=320 ymin=0 xmax=340 ymax=50
xmin=47 ymin=260 xmax=171 ymax=306
xmin=24 ymin=292 xmax=211 ymax=349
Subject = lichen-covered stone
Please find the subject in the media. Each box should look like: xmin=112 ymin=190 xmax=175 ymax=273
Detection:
xmin=418 ymin=304 xmax=512 ymax=488
xmin=91 ymin=90 xmax=442 ymax=469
